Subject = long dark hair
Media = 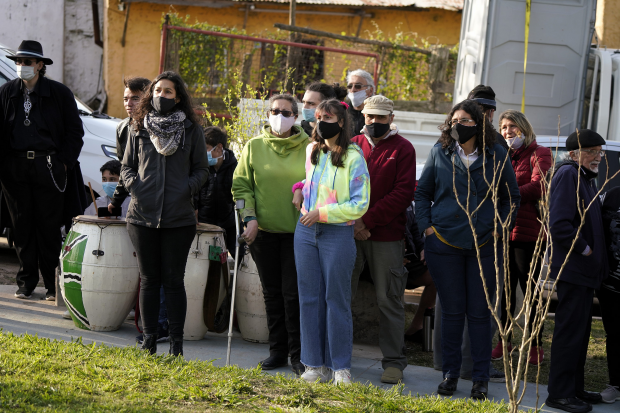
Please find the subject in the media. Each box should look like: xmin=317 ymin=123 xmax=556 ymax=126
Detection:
xmin=133 ymin=71 xmax=199 ymax=129
xmin=438 ymin=100 xmax=497 ymax=149
xmin=305 ymin=81 xmax=348 ymax=101
xmin=310 ymin=99 xmax=351 ymax=168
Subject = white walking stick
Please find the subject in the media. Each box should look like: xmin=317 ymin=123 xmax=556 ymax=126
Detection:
xmin=226 ymin=199 xmax=245 ymax=366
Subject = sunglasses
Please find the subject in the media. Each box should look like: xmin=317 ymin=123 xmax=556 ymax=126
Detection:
xmin=14 ymin=58 xmax=37 ymax=66
xmin=268 ymin=109 xmax=295 ymax=118
xmin=347 ymin=83 xmax=370 ymax=91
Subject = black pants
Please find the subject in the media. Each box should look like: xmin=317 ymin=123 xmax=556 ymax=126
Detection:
xmin=0 ymin=155 xmax=65 ymax=294
xmin=547 ymin=280 xmax=594 ymax=398
xmin=598 ymin=286 xmax=620 ymax=387
xmin=127 ymin=223 xmax=195 ymax=338
xmin=249 ymin=230 xmax=301 ymax=362
xmin=500 ymin=241 xmax=545 ymax=345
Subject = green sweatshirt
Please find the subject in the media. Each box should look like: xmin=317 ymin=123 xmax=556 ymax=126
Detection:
xmin=232 ymin=125 xmax=309 ymax=233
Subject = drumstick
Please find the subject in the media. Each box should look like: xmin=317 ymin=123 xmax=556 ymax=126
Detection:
xmin=88 ymin=182 xmax=98 ymax=210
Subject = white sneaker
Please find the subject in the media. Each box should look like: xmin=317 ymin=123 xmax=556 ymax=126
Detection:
xmin=62 ymin=310 xmax=72 ymax=320
xmin=301 ymin=366 xmax=331 ymax=383
xmin=334 ymin=369 xmax=352 ymax=385
xmin=601 ymin=385 xmax=620 ymax=404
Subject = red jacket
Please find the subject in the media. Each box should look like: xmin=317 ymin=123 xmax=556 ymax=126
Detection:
xmin=352 ymin=132 xmax=416 ymax=242
xmin=509 ymin=141 xmax=552 ymax=242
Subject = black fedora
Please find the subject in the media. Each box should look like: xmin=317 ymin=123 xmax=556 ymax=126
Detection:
xmin=7 ymin=40 xmax=53 ymax=65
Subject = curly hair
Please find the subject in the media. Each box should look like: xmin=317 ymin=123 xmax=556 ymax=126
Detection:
xmin=310 ymin=99 xmax=352 ymax=168
xmin=132 ymin=71 xmax=199 ymax=129
xmin=437 ymin=100 xmax=497 ymax=150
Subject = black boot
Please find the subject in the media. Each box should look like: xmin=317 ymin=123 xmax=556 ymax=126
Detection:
xmin=438 ymin=377 xmax=458 ymax=395
xmin=140 ymin=334 xmax=157 ymax=355
xmin=169 ymin=336 xmax=183 ymax=357
xmin=471 ymin=381 xmax=488 ymax=400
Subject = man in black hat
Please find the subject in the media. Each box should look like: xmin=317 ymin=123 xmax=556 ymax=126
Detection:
xmin=0 ymin=40 xmax=84 ymax=300
xmin=546 ymin=129 xmax=607 ymax=412
xmin=468 ymin=84 xmax=508 ymax=150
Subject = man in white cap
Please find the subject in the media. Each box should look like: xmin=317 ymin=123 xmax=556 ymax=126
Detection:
xmin=350 ymin=95 xmax=416 ymax=384
xmin=0 ymin=40 xmax=84 ymax=300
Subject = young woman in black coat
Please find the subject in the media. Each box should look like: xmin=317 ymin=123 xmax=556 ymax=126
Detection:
xmin=122 ymin=71 xmax=209 ymax=356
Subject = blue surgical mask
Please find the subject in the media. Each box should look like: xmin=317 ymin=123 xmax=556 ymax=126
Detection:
xmin=207 ymin=150 xmax=221 ymax=166
xmin=302 ymin=107 xmax=316 ymax=122
xmin=102 ymin=182 xmax=118 ymax=198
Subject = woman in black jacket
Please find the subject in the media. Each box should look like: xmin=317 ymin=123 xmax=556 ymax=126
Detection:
xmin=122 ymin=71 xmax=209 ymax=356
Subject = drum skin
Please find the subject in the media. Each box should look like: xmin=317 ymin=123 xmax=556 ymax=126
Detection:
xmin=59 ymin=216 xmax=139 ymax=331
xmin=184 ymin=225 xmax=227 ymax=340
xmin=235 ymin=253 xmax=269 ymax=343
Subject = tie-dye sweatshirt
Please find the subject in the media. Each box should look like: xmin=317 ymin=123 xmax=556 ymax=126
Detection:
xmin=300 ymin=142 xmax=370 ymax=225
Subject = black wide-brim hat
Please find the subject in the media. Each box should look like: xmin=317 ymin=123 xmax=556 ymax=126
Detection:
xmin=6 ymin=40 xmax=53 ymax=65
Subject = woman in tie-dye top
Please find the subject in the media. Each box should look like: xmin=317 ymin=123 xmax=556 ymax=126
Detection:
xmin=292 ymin=98 xmax=370 ymax=385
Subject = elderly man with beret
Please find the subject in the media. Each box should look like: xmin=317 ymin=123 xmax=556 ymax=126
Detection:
xmin=546 ymin=129 xmax=608 ymax=412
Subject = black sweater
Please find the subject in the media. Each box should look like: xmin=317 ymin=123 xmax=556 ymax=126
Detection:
xmin=601 ymin=186 xmax=620 ymax=294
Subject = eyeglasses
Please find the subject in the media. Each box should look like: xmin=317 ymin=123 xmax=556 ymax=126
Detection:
xmin=581 ymin=149 xmax=606 ymax=157
xmin=15 ymin=58 xmax=36 ymax=66
xmin=347 ymin=83 xmax=370 ymax=91
xmin=268 ymin=109 xmax=294 ymax=118
xmin=449 ymin=118 xmax=476 ymax=126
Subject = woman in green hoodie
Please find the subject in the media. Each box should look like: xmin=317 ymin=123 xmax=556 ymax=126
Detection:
xmin=232 ymin=94 xmax=309 ymax=375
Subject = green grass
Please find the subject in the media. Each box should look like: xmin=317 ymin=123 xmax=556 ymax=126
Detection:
xmin=0 ymin=332 xmax=526 ymax=412
xmin=405 ymin=315 xmax=609 ymax=393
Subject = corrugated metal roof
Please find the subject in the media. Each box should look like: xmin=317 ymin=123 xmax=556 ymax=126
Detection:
xmin=243 ymin=0 xmax=463 ymax=9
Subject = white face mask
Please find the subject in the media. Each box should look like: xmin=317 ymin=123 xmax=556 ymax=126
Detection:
xmin=348 ymin=90 xmax=368 ymax=108
xmin=17 ymin=65 xmax=36 ymax=81
xmin=269 ymin=113 xmax=296 ymax=135
xmin=506 ymin=135 xmax=524 ymax=150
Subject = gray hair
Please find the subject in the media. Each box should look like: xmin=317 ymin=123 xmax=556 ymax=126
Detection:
xmin=564 ymin=149 xmax=580 ymax=161
xmin=346 ymin=69 xmax=375 ymax=94
xmin=269 ymin=94 xmax=299 ymax=114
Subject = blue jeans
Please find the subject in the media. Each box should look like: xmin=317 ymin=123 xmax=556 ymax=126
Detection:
xmin=425 ymin=233 xmax=496 ymax=382
xmin=294 ymin=221 xmax=356 ymax=371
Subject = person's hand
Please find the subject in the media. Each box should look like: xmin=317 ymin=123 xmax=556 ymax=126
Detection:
xmin=300 ymin=210 xmax=320 ymax=227
xmin=241 ymin=220 xmax=259 ymax=245
xmin=424 ymin=227 xmax=434 ymax=236
xmin=420 ymin=249 xmax=426 ymax=265
xmin=108 ymin=203 xmax=115 ymax=213
xmin=292 ymin=189 xmax=303 ymax=211
xmin=354 ymin=229 xmax=371 ymax=241
xmin=354 ymin=219 xmax=367 ymax=236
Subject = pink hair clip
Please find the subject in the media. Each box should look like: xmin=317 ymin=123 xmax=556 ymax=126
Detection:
xmin=340 ymin=101 xmax=350 ymax=110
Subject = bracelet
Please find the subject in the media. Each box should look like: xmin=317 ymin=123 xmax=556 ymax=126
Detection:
xmin=291 ymin=182 xmax=304 ymax=193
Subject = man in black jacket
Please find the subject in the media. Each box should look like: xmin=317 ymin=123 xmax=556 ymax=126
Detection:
xmin=195 ymin=126 xmax=238 ymax=253
xmin=546 ymin=129 xmax=607 ymax=413
xmin=0 ymin=40 xmax=84 ymax=300
xmin=108 ymin=76 xmax=150 ymax=211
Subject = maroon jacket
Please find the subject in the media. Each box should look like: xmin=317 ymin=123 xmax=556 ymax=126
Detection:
xmin=352 ymin=132 xmax=416 ymax=242
xmin=509 ymin=141 xmax=552 ymax=242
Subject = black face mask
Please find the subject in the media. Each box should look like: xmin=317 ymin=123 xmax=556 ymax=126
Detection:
xmin=450 ymin=123 xmax=478 ymax=145
xmin=152 ymin=96 xmax=177 ymax=116
xmin=317 ymin=121 xmax=342 ymax=140
xmin=366 ymin=122 xmax=391 ymax=139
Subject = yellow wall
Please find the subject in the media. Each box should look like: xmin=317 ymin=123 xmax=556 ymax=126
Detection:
xmin=596 ymin=0 xmax=620 ymax=49
xmin=104 ymin=1 xmax=461 ymax=118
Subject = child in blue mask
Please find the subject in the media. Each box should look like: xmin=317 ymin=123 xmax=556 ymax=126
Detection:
xmin=84 ymin=160 xmax=130 ymax=218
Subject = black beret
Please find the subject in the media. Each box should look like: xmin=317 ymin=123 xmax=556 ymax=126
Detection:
xmin=566 ymin=129 xmax=606 ymax=151
xmin=467 ymin=85 xmax=496 ymax=109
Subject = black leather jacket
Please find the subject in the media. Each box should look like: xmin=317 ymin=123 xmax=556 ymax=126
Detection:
xmin=195 ymin=148 xmax=237 ymax=228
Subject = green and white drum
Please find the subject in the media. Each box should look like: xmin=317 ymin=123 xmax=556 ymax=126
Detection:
xmin=184 ymin=223 xmax=228 ymax=340
xmin=59 ymin=216 xmax=139 ymax=331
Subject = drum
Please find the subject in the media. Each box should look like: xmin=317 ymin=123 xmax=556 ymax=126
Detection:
xmin=235 ymin=253 xmax=269 ymax=343
xmin=183 ymin=223 xmax=228 ymax=340
xmin=59 ymin=216 xmax=139 ymax=331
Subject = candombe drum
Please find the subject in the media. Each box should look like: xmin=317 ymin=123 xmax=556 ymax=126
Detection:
xmin=59 ymin=216 xmax=139 ymax=331
xmin=235 ymin=252 xmax=269 ymax=343
xmin=183 ymin=223 xmax=228 ymax=340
